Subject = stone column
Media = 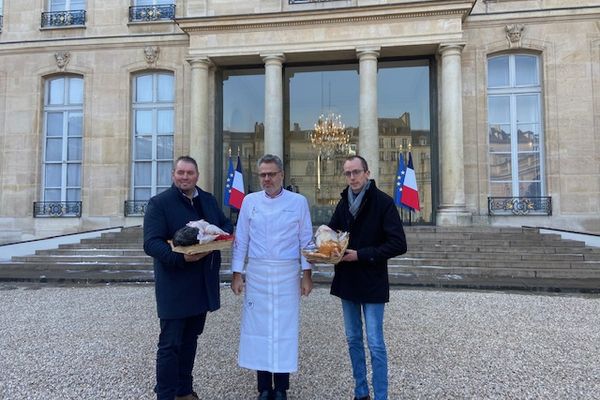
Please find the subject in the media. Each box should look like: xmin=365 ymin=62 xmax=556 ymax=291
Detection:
xmin=262 ymin=53 xmax=285 ymax=159
xmin=186 ymin=56 xmax=211 ymax=189
xmin=437 ymin=43 xmax=471 ymax=226
xmin=357 ymin=48 xmax=380 ymax=182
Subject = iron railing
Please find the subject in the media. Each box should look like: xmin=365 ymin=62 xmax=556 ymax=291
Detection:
xmin=0 ymin=15 xmax=3 ymax=32
xmin=41 ymin=10 xmax=86 ymax=28
xmin=289 ymin=0 xmax=344 ymax=3
xmin=129 ymin=4 xmax=175 ymax=22
xmin=33 ymin=201 xmax=82 ymax=217
xmin=488 ymin=196 xmax=552 ymax=216
xmin=124 ymin=200 xmax=148 ymax=217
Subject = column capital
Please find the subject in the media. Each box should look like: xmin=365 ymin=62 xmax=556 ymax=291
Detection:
xmin=438 ymin=42 xmax=466 ymax=55
xmin=186 ymin=55 xmax=212 ymax=68
xmin=260 ymin=53 xmax=286 ymax=65
xmin=356 ymin=47 xmax=380 ymax=60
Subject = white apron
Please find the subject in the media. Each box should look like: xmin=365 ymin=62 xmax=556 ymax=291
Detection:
xmin=238 ymin=258 xmax=301 ymax=373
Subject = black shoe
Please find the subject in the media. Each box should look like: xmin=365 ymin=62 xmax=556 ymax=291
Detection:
xmin=353 ymin=396 xmax=371 ymax=400
xmin=257 ymin=390 xmax=272 ymax=400
xmin=273 ymin=391 xmax=287 ymax=400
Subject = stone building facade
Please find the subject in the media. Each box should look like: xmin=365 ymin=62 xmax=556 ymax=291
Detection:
xmin=0 ymin=0 xmax=598 ymax=242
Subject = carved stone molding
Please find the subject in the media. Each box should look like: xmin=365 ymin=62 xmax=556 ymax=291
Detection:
xmin=54 ymin=51 xmax=71 ymax=70
xmin=505 ymin=24 xmax=524 ymax=48
xmin=144 ymin=46 xmax=160 ymax=67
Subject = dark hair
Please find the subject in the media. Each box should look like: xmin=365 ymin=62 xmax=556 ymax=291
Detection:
xmin=345 ymin=155 xmax=369 ymax=172
xmin=174 ymin=156 xmax=199 ymax=172
xmin=257 ymin=154 xmax=284 ymax=171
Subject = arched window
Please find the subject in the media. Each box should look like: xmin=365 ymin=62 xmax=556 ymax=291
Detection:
xmin=131 ymin=71 xmax=174 ymax=201
xmin=42 ymin=75 xmax=84 ymax=204
xmin=487 ymin=54 xmax=544 ymax=197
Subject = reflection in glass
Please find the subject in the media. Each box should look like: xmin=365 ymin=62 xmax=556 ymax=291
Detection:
xmin=517 ymin=124 xmax=539 ymax=151
xmin=489 ymin=125 xmax=511 ymax=152
xmin=519 ymin=181 xmax=540 ymax=197
xmin=488 ymin=56 xmax=509 ymax=87
xmin=489 ymin=153 xmax=512 ymax=181
xmin=135 ymin=136 xmax=152 ymax=160
xmin=518 ymin=153 xmax=540 ymax=181
xmin=488 ymin=96 xmax=510 ymax=123
xmin=489 ymin=182 xmax=512 ymax=197
xmin=515 ymin=55 xmax=538 ymax=86
xmin=516 ymin=94 xmax=539 ymax=123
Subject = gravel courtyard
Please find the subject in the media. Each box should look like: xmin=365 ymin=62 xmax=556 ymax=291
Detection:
xmin=0 ymin=284 xmax=598 ymax=399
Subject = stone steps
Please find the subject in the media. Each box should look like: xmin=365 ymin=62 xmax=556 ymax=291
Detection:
xmin=0 ymin=225 xmax=599 ymax=292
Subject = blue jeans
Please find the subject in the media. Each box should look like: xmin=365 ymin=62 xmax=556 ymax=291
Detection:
xmin=155 ymin=314 xmax=207 ymax=400
xmin=341 ymin=300 xmax=387 ymax=400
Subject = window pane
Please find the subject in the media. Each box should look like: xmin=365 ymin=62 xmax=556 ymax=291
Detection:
xmin=66 ymin=189 xmax=80 ymax=202
xmin=157 ymin=109 xmax=173 ymax=134
xmin=517 ymin=124 xmax=540 ymax=152
xmin=71 ymin=0 xmax=86 ymax=10
xmin=67 ymin=138 xmax=81 ymax=160
xmin=135 ymin=0 xmax=154 ymax=5
xmin=516 ymin=95 xmax=539 ymax=124
xmin=67 ymin=164 xmax=80 ymax=186
xmin=488 ymin=56 xmax=509 ymax=88
xmin=68 ymin=78 xmax=84 ymax=104
xmin=157 ymin=162 xmax=172 ymax=186
xmin=490 ymin=153 xmax=512 ymax=181
xmin=68 ymin=113 xmax=83 ymax=136
xmin=489 ymin=124 xmax=511 ymax=153
xmin=50 ymin=0 xmax=67 ymax=12
xmin=135 ymin=136 xmax=153 ymax=160
xmin=48 ymin=79 xmax=65 ymax=105
xmin=44 ymin=189 xmax=61 ymax=202
xmin=518 ymin=153 xmax=540 ymax=181
xmin=157 ymin=74 xmax=174 ymax=102
xmin=520 ymin=181 xmax=541 ymax=197
xmin=515 ymin=55 xmax=538 ymax=86
xmin=488 ymin=96 xmax=510 ymax=123
xmin=135 ymin=110 xmax=153 ymax=134
xmin=157 ymin=135 xmax=173 ymax=159
xmin=489 ymin=182 xmax=512 ymax=197
xmin=46 ymin=138 xmax=63 ymax=161
xmin=134 ymin=162 xmax=152 ymax=185
xmin=134 ymin=188 xmax=151 ymax=201
xmin=45 ymin=164 xmax=62 ymax=187
xmin=135 ymin=75 xmax=153 ymax=102
xmin=47 ymin=113 xmax=64 ymax=136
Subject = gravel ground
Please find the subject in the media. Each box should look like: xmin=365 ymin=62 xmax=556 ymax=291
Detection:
xmin=0 ymin=283 xmax=598 ymax=400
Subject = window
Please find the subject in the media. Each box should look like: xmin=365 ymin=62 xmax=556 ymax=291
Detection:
xmin=131 ymin=72 xmax=174 ymax=201
xmin=487 ymin=54 xmax=544 ymax=197
xmin=0 ymin=0 xmax=4 ymax=32
xmin=42 ymin=0 xmax=86 ymax=27
xmin=42 ymin=76 xmax=84 ymax=204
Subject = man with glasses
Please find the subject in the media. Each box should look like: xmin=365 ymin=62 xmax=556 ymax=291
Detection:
xmin=231 ymin=154 xmax=314 ymax=400
xmin=328 ymin=155 xmax=407 ymax=400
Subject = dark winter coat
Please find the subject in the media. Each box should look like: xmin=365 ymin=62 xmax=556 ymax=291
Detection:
xmin=328 ymin=180 xmax=407 ymax=303
xmin=143 ymin=184 xmax=233 ymax=319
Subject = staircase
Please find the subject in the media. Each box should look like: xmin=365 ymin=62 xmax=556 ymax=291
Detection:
xmin=0 ymin=226 xmax=599 ymax=292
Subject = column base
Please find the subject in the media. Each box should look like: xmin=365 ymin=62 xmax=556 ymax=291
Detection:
xmin=436 ymin=207 xmax=472 ymax=226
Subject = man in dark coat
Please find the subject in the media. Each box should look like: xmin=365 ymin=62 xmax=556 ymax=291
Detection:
xmin=328 ymin=155 xmax=407 ymax=400
xmin=144 ymin=156 xmax=233 ymax=400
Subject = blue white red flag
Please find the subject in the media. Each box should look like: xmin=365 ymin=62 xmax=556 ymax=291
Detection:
xmin=223 ymin=155 xmax=234 ymax=207
xmin=228 ymin=155 xmax=245 ymax=210
xmin=400 ymin=152 xmax=420 ymax=211
xmin=394 ymin=153 xmax=406 ymax=207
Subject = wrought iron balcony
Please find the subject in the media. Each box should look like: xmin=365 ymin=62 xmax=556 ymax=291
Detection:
xmin=0 ymin=15 xmax=3 ymax=32
xmin=124 ymin=200 xmax=149 ymax=217
xmin=289 ymin=0 xmax=343 ymax=4
xmin=129 ymin=4 xmax=175 ymax=22
xmin=488 ymin=196 xmax=552 ymax=216
xmin=41 ymin=10 xmax=86 ymax=28
xmin=33 ymin=201 xmax=82 ymax=218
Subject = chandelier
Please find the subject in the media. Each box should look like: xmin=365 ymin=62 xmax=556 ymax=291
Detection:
xmin=309 ymin=113 xmax=350 ymax=158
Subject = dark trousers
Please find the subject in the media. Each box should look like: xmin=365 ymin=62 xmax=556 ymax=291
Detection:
xmin=257 ymin=370 xmax=290 ymax=392
xmin=155 ymin=314 xmax=207 ymax=400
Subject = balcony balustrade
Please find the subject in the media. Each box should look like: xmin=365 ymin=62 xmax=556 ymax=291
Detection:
xmin=41 ymin=10 xmax=86 ymax=28
xmin=289 ymin=0 xmax=343 ymax=3
xmin=488 ymin=196 xmax=552 ymax=216
xmin=33 ymin=201 xmax=82 ymax=217
xmin=0 ymin=15 xmax=3 ymax=32
xmin=124 ymin=200 xmax=148 ymax=217
xmin=129 ymin=4 xmax=175 ymax=22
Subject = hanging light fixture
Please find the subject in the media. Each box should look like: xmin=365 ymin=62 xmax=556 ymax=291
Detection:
xmin=309 ymin=113 xmax=350 ymax=190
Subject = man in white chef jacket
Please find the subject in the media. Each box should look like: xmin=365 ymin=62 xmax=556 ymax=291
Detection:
xmin=231 ymin=154 xmax=313 ymax=400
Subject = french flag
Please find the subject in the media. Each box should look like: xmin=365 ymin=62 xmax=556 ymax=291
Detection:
xmin=228 ymin=155 xmax=245 ymax=210
xmin=400 ymin=152 xmax=420 ymax=211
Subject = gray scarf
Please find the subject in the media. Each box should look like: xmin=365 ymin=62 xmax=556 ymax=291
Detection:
xmin=348 ymin=180 xmax=371 ymax=218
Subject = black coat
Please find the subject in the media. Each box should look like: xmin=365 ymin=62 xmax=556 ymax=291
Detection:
xmin=143 ymin=184 xmax=233 ymax=319
xmin=328 ymin=180 xmax=407 ymax=303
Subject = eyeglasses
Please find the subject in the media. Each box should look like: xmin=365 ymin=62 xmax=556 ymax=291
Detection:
xmin=342 ymin=169 xmax=364 ymax=178
xmin=258 ymin=171 xmax=280 ymax=179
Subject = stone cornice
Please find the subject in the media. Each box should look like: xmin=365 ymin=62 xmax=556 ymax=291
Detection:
xmin=176 ymin=2 xmax=476 ymax=33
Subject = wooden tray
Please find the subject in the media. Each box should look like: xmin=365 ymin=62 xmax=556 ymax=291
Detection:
xmin=169 ymin=238 xmax=234 ymax=255
xmin=302 ymin=237 xmax=349 ymax=265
